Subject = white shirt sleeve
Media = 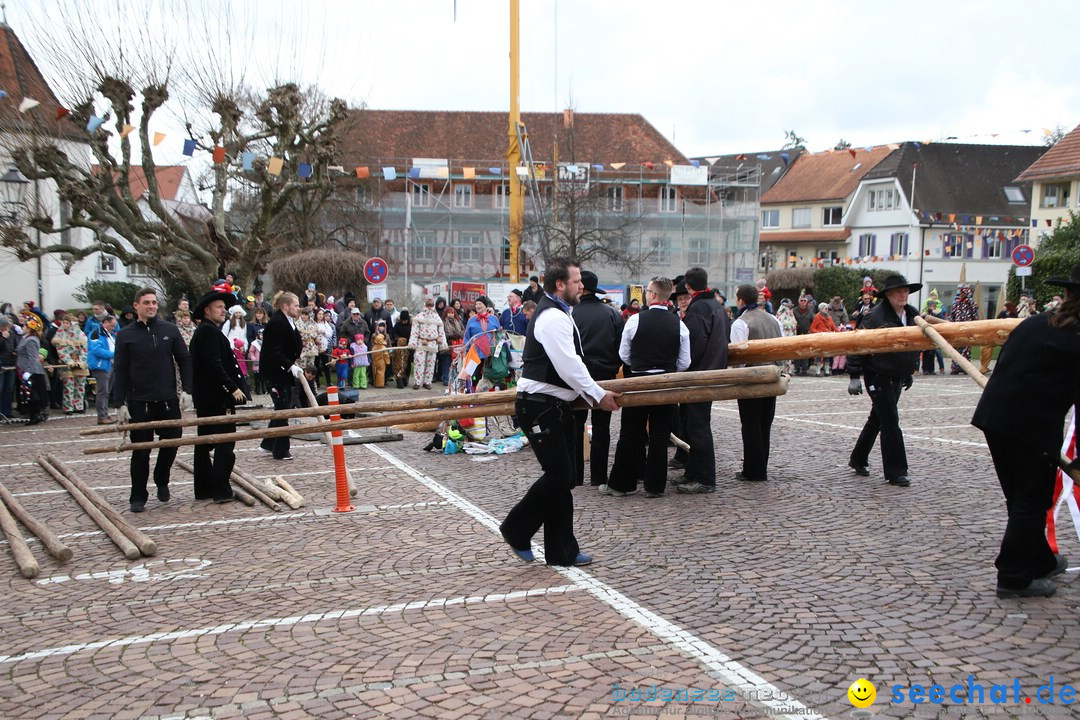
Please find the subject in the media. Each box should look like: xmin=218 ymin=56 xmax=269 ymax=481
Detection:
xmin=730 ymin=318 xmax=749 ymax=344
xmin=677 ymin=321 xmax=691 ymax=372
xmin=522 ymin=308 xmax=606 ymax=405
xmin=618 ymin=313 xmax=640 ymax=366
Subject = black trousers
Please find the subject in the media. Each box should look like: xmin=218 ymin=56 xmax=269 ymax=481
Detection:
xmin=985 ymin=431 xmax=1059 ymax=589
xmin=261 ymin=381 xmax=293 ymax=459
xmin=193 ymin=407 xmax=236 ymax=501
xmin=849 ymin=373 xmax=907 ymax=480
xmin=500 ymin=394 xmax=580 ymax=565
xmin=128 ymin=398 xmax=182 ymax=504
xmin=737 ymin=396 xmax=776 ymax=480
xmin=573 ymin=407 xmax=613 ymax=487
xmin=683 ymin=401 xmax=715 ymax=486
xmin=609 ymin=403 xmax=674 ymax=494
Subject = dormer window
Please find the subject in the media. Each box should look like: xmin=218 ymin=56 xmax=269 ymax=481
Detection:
xmin=1002 ymin=186 xmax=1025 ymax=204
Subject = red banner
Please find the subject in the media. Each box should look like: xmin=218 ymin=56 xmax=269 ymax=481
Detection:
xmin=451 ymin=282 xmax=488 ymax=304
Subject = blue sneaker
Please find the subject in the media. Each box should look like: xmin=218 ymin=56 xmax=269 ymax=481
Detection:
xmin=573 ymin=553 xmax=593 ymax=566
xmin=501 ymin=532 xmax=534 ymax=563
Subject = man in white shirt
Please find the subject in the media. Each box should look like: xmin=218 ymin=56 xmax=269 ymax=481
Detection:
xmin=729 ymin=284 xmax=784 ymax=482
xmin=499 ymin=258 xmax=620 ymax=566
xmin=604 ymin=277 xmax=690 ymax=498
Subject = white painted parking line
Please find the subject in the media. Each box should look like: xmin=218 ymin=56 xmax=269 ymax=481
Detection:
xmin=364 ymin=443 xmax=824 ymax=720
xmin=0 ymin=584 xmax=579 ymax=665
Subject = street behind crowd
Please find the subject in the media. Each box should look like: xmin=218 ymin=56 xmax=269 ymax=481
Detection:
xmin=0 ymin=374 xmax=1076 ymax=720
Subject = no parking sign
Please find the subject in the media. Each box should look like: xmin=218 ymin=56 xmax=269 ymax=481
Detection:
xmin=363 ymin=257 xmax=388 ymax=284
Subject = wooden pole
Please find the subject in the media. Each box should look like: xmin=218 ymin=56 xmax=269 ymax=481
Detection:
xmin=230 ymin=470 xmax=282 ymax=512
xmin=0 ymin=481 xmax=72 ymax=562
xmin=80 ymin=366 xmax=783 ymax=436
xmin=298 ymin=380 xmax=357 ymax=497
xmin=37 ymin=456 xmax=141 ymax=560
xmin=729 ymin=318 xmax=1019 ymax=365
xmin=669 ymin=433 xmax=690 ymax=452
xmin=43 ymin=454 xmax=157 ymax=557
xmin=84 ymin=379 xmax=788 ymax=455
xmin=273 ymin=476 xmax=305 ymax=507
xmin=173 ymin=459 xmax=256 ymax=506
xmin=0 ymin=494 xmax=39 ymax=578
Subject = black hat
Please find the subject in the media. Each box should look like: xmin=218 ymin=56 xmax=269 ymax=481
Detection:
xmin=511 ymin=288 xmax=523 ymax=298
xmin=672 ymin=282 xmax=689 ymax=298
xmin=192 ymin=290 xmax=236 ymax=321
xmin=875 ymin=274 xmax=923 ymax=299
xmin=1046 ymin=264 xmax=1080 ymax=289
xmin=529 ymin=275 xmax=539 ymax=282
xmin=580 ymin=270 xmax=606 ymax=294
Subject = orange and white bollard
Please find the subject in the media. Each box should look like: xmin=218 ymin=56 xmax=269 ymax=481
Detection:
xmin=326 ymin=386 xmax=354 ymax=512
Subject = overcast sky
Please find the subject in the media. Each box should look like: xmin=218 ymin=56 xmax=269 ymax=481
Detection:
xmin=13 ymin=0 xmax=1080 ymax=162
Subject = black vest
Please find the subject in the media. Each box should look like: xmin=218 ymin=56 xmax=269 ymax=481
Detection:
xmin=630 ymin=308 xmax=681 ymax=374
xmin=521 ymin=294 xmax=584 ymax=390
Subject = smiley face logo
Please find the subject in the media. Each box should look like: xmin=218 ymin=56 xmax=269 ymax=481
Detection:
xmin=847 ymin=678 xmax=876 ymax=708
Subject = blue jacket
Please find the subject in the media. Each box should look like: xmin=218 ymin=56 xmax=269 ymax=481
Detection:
xmin=87 ymin=326 xmax=115 ymax=372
xmin=500 ymin=305 xmax=529 ymax=335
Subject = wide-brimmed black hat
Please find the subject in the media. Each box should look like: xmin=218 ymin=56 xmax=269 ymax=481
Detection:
xmin=580 ymin=270 xmax=606 ymax=294
xmin=672 ymin=282 xmax=689 ymax=298
xmin=875 ymin=275 xmax=923 ymax=298
xmin=192 ymin=290 xmax=236 ymax=321
xmin=1046 ymin=264 xmax=1080 ymax=289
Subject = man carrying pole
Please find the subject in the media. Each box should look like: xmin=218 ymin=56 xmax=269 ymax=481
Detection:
xmin=500 ymin=258 xmax=620 ymax=566
xmin=260 ymin=292 xmax=303 ymax=461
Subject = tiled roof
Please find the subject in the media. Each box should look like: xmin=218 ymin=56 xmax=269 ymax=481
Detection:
xmin=761 ymin=147 xmax=894 ymax=204
xmin=863 ymin=142 xmax=1045 ymax=223
xmin=0 ymin=23 xmax=82 ymax=141
xmin=691 ymin=150 xmax=801 ymax=192
xmin=90 ymin=165 xmax=189 ymax=201
xmin=759 ymin=228 xmax=851 ymax=244
xmin=1015 ymin=124 xmax=1080 ymax=181
xmin=338 ymin=110 xmax=689 ymax=166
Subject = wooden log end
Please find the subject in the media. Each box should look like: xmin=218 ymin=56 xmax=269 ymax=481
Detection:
xmin=19 ymin=560 xmax=40 ymax=579
xmin=140 ymin=541 xmax=158 ymax=557
xmin=53 ymin=546 xmax=74 ymax=563
xmin=123 ymin=547 xmax=141 ymax=561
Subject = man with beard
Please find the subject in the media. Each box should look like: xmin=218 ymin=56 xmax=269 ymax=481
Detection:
xmin=189 ymin=290 xmax=249 ymax=503
xmin=500 ymin=258 xmax=620 ymax=566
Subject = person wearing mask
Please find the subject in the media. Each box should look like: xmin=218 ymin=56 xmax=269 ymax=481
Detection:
xmin=0 ymin=315 xmax=18 ymax=420
xmin=971 ymin=264 xmax=1080 ymax=598
xmin=847 ymin=275 xmax=937 ymax=488
xmin=259 ymin=292 xmax=303 ymax=460
xmin=729 ymin=285 xmax=784 ymax=482
xmin=605 ymin=276 xmax=689 ymax=498
xmin=570 ymin=270 xmax=624 ymax=489
xmin=189 ymin=290 xmax=248 ymax=503
xmin=110 ymin=288 xmax=193 ymax=512
xmin=674 ymin=266 xmax=730 ymax=494
xmin=499 ymin=258 xmax=621 ymax=566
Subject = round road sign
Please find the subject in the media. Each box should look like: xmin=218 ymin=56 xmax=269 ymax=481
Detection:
xmin=363 ymin=257 xmax=388 ymax=284
xmin=1011 ymin=244 xmax=1034 ymax=267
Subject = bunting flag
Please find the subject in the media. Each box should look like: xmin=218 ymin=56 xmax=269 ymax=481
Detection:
xmin=689 ymin=159 xmax=700 ymax=167
xmin=592 ymin=164 xmax=605 ymax=172
xmin=487 ymin=167 xmax=502 ymax=175
xmin=407 ymin=167 xmax=421 ymax=179
xmin=663 ymin=160 xmax=674 ymax=168
xmin=1047 ymin=415 xmax=1079 ymax=552
xmin=120 ymin=124 xmax=134 ymax=138
xmin=756 ymin=154 xmax=771 ymax=160
xmin=949 ymin=214 xmax=956 ymax=223
xmin=0 ymin=90 xmax=7 ymax=100
xmin=328 ymin=165 xmax=345 ymax=176
xmin=975 ymin=216 xmax=982 ymax=225
xmin=610 ymin=162 xmax=626 ymax=170
xmin=355 ymin=165 xmax=370 ymax=179
xmin=182 ymin=139 xmax=197 ymax=156
xmin=779 ymin=152 xmax=791 ymax=166
xmin=153 ymin=132 xmax=166 ymax=146
xmin=268 ymin=157 xmax=284 ymax=176
xmin=460 ymin=343 xmax=485 ymax=379
xmin=732 ymin=155 xmax=745 ymax=162
xmin=643 ymin=161 xmax=655 ymax=170
xmin=242 ymin=151 xmax=256 ymax=171
xmin=462 ymin=166 xmax=475 ymax=179
xmin=85 ymin=115 xmax=105 ymax=132
xmin=848 ymin=149 xmax=857 ymax=159
xmin=298 ymin=163 xmax=312 ymax=178
xmin=18 ymin=98 xmax=39 ymax=113
xmin=212 ymin=146 xmax=226 ymax=163
xmin=55 ymin=107 xmax=70 ymax=121
xmin=382 ymin=166 xmax=397 ymax=180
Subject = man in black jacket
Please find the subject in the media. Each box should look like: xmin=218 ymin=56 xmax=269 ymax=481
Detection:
xmin=571 ymin=270 xmax=624 ymax=487
xmin=675 ymin=267 xmax=729 ymax=494
xmin=846 ymin=275 xmax=929 ymax=487
xmin=189 ymin=291 xmax=248 ymax=503
xmin=363 ymin=298 xmax=393 ymax=341
xmin=111 ymin=287 xmax=193 ymax=512
xmin=260 ymin=292 xmax=303 ymax=460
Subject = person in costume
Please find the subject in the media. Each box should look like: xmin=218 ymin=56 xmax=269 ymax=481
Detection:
xmin=53 ymin=318 xmax=88 ymax=414
xmin=947 ymin=284 xmax=979 ymax=374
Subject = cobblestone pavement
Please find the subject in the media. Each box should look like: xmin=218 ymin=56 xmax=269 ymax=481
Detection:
xmin=0 ymin=374 xmax=1076 ymax=719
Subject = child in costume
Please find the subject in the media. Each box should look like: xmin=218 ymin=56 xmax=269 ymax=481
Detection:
xmin=331 ymin=337 xmax=351 ymax=388
xmin=370 ymin=322 xmax=390 ymax=388
xmin=350 ymin=334 xmax=369 ymax=389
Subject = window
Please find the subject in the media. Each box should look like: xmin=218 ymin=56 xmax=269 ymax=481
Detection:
xmin=857 ymin=234 xmax=876 ymax=257
xmin=889 ymin=232 xmax=909 ymax=257
xmin=943 ymin=233 xmax=969 ymax=258
xmin=411 ymin=233 xmax=437 ymax=262
xmin=868 ymin=188 xmax=897 ymax=212
xmin=60 ymin=200 xmax=72 ymax=247
xmin=762 ymin=209 xmax=779 ymax=228
xmin=411 ymin=182 xmax=431 ymax=207
xmin=659 ymin=186 xmax=678 ymax=213
xmin=459 ymin=233 xmax=483 ymax=263
xmin=687 ymin=237 xmax=708 ymax=265
xmin=129 ymin=262 xmax=152 ymax=277
xmin=609 ymin=185 xmax=624 ymax=212
xmin=822 ymin=206 xmax=843 ymax=226
xmin=984 ymin=233 xmax=1003 ymax=259
xmin=453 ymin=184 xmax=473 ymax=208
xmin=98 ymin=254 xmax=116 ymax=273
xmin=817 ymin=250 xmax=839 ymax=265
xmin=1003 ymin=186 xmax=1025 ymax=204
xmin=792 ymin=207 xmax=811 ymax=228
xmin=1041 ymin=183 xmax=1070 ymax=208
xmin=494 ymin=184 xmax=509 ymax=209
xmin=649 ymin=236 xmax=671 ymax=264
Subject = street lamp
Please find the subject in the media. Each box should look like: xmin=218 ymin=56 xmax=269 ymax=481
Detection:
xmin=0 ymin=165 xmax=29 ymax=224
